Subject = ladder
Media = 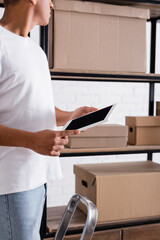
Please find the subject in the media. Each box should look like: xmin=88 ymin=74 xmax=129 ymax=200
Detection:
xmin=54 ymin=194 xmax=98 ymax=240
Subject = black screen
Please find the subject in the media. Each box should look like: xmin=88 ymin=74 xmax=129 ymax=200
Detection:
xmin=65 ymin=105 xmax=113 ymax=130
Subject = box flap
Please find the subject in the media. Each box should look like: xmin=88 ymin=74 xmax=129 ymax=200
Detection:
xmin=53 ymin=0 xmax=150 ymax=19
xmin=69 ymin=124 xmax=128 ymax=138
xmin=74 ymin=165 xmax=96 ymax=185
xmin=74 ymin=162 xmax=160 ymax=178
xmin=126 ymin=116 xmax=160 ymax=127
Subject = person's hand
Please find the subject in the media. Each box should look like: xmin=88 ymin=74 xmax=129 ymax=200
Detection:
xmin=70 ymin=106 xmax=98 ymax=120
xmin=30 ymin=129 xmax=79 ymax=156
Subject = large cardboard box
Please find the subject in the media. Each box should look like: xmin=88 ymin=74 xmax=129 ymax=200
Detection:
xmin=67 ymin=124 xmax=128 ymax=148
xmin=74 ymin=161 xmax=160 ymax=223
xmin=156 ymin=102 xmax=160 ymax=116
xmin=50 ymin=0 xmax=149 ymax=73
xmin=126 ymin=116 xmax=160 ymax=145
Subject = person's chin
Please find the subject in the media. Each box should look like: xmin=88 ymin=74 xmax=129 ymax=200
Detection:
xmin=41 ymin=21 xmax=49 ymax=26
xmin=40 ymin=18 xmax=50 ymax=26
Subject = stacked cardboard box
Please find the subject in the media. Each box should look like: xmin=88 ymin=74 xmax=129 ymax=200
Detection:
xmin=50 ymin=0 xmax=149 ymax=73
xmin=67 ymin=124 xmax=128 ymax=148
xmin=74 ymin=161 xmax=160 ymax=223
xmin=126 ymin=116 xmax=160 ymax=145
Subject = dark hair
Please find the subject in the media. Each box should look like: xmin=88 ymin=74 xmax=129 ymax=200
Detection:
xmin=3 ymin=0 xmax=20 ymax=6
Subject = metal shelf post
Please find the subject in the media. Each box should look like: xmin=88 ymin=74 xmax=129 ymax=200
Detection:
xmin=40 ymin=25 xmax=49 ymax=59
xmin=149 ymin=82 xmax=155 ymax=116
xmin=150 ymin=19 xmax=157 ymax=74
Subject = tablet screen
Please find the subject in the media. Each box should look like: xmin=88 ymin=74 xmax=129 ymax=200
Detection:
xmin=65 ymin=105 xmax=113 ymax=130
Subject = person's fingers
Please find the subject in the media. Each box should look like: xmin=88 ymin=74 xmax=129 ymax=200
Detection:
xmin=58 ymin=138 xmax=68 ymax=145
xmin=52 ymin=145 xmax=65 ymax=151
xmin=56 ymin=130 xmax=80 ymax=137
xmin=61 ymin=136 xmax=68 ymax=139
xmin=78 ymin=106 xmax=98 ymax=116
xmin=89 ymin=107 xmax=98 ymax=112
xmin=50 ymin=150 xmax=60 ymax=156
xmin=54 ymin=137 xmax=68 ymax=146
xmin=50 ymin=144 xmax=65 ymax=156
xmin=84 ymin=107 xmax=98 ymax=113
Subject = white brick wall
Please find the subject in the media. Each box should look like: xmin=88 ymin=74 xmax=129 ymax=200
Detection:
xmin=0 ymin=7 xmax=160 ymax=207
xmin=49 ymin=79 xmax=150 ymax=206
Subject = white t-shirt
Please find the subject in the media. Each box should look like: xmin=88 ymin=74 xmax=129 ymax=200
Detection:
xmin=0 ymin=26 xmax=62 ymax=195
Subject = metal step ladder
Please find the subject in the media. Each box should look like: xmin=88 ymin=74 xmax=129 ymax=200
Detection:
xmin=54 ymin=194 xmax=98 ymax=240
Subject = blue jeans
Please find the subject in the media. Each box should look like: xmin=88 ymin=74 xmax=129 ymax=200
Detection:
xmin=0 ymin=184 xmax=47 ymax=240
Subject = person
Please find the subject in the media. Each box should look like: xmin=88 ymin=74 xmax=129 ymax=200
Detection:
xmin=0 ymin=0 xmax=97 ymax=239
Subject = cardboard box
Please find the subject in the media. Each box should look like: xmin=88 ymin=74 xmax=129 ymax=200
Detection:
xmin=156 ymin=102 xmax=160 ymax=116
xmin=67 ymin=124 xmax=128 ymax=148
xmin=74 ymin=161 xmax=160 ymax=223
xmin=126 ymin=116 xmax=160 ymax=145
xmin=50 ymin=0 xmax=149 ymax=73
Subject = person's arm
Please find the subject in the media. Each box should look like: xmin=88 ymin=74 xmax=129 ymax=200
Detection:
xmin=0 ymin=124 xmax=79 ymax=156
xmin=55 ymin=107 xmax=73 ymax=126
xmin=55 ymin=106 xmax=98 ymax=126
xmin=0 ymin=125 xmax=32 ymax=148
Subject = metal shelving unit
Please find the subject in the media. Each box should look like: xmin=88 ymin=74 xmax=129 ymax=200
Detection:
xmin=41 ymin=1 xmax=160 ymax=239
xmin=1 ymin=1 xmax=160 ymax=239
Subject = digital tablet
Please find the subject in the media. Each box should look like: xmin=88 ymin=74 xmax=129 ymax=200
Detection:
xmin=63 ymin=104 xmax=116 ymax=131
